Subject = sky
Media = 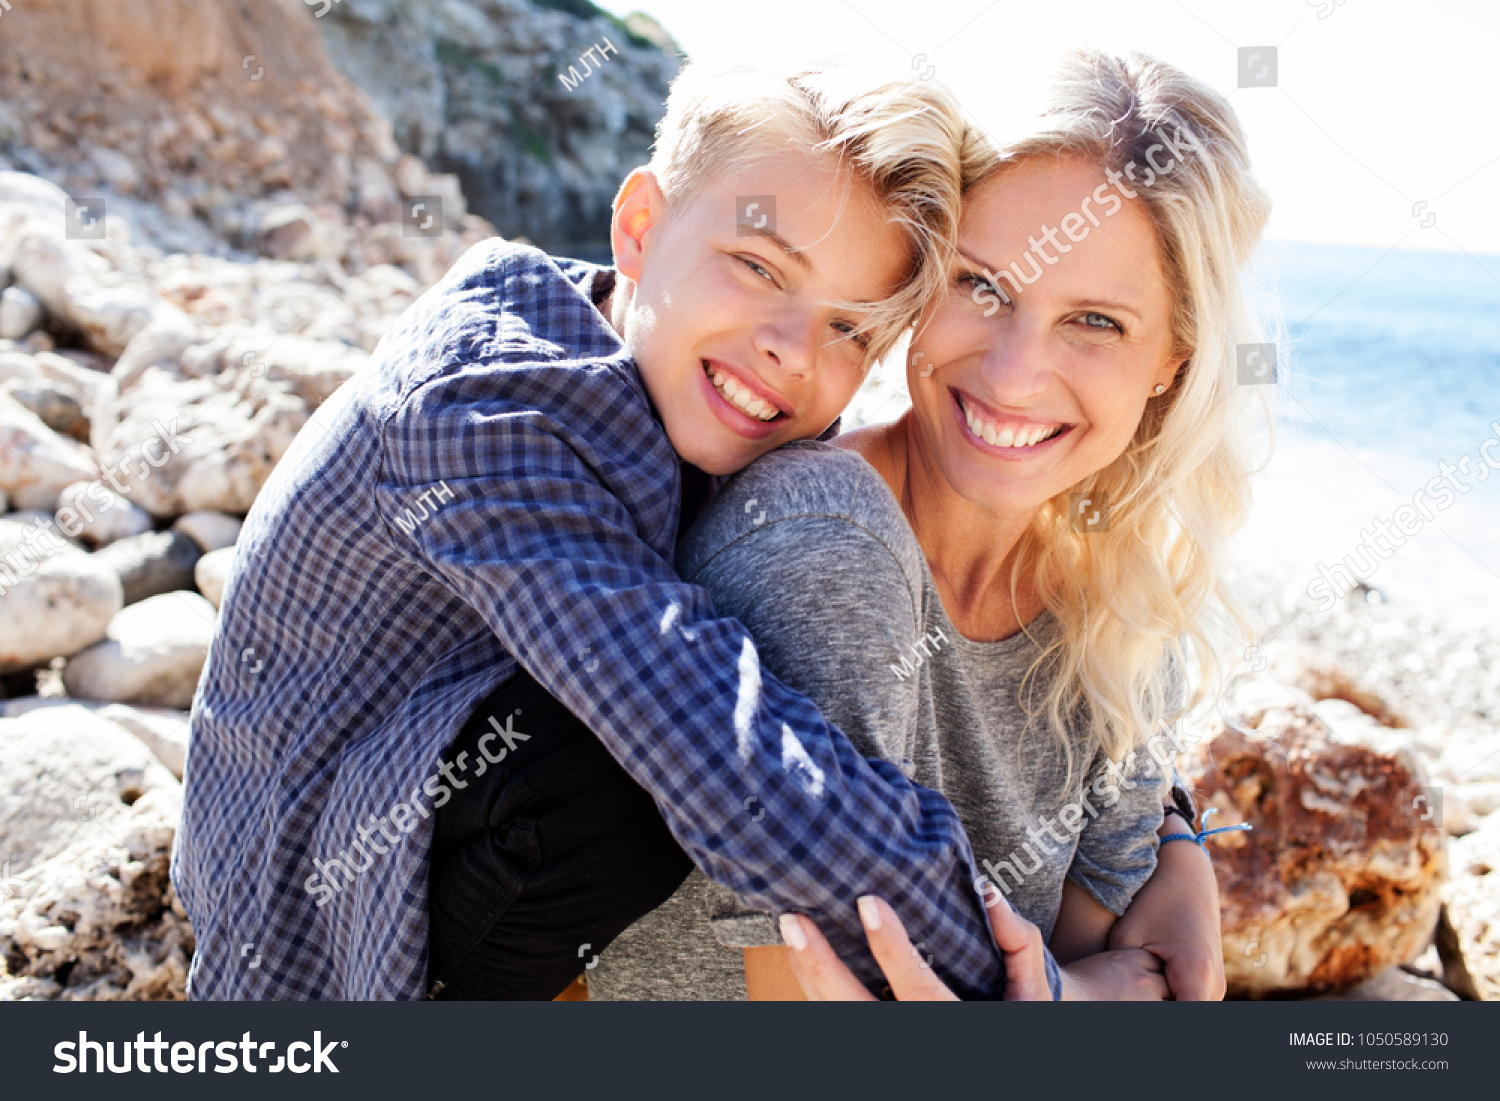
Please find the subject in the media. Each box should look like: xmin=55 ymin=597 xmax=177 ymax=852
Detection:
xmin=596 ymin=0 xmax=1500 ymax=257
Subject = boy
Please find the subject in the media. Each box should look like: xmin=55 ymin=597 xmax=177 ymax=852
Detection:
xmin=172 ymin=60 xmax=1053 ymax=1001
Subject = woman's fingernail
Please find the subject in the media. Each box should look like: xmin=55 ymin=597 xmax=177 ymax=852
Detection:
xmin=857 ymin=895 xmax=882 ymax=931
xmin=779 ymin=913 xmax=808 ymax=951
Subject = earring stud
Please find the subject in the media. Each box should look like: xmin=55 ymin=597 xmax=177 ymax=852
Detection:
xmin=1153 ymin=383 xmax=1167 ymax=395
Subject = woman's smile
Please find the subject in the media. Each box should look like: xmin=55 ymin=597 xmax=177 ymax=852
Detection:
xmin=950 ymin=386 xmax=1075 ymax=455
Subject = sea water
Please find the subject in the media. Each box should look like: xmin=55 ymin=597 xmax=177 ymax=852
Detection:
xmin=1241 ymin=242 xmax=1500 ymax=629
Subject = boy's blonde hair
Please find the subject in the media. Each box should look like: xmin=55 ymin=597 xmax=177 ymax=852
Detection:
xmin=648 ymin=58 xmax=988 ymax=366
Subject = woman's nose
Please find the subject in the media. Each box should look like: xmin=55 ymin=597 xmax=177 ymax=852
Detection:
xmin=977 ymin=324 xmax=1051 ymax=404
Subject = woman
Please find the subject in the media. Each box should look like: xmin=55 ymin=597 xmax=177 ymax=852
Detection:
xmin=586 ymin=47 xmax=1270 ymax=1001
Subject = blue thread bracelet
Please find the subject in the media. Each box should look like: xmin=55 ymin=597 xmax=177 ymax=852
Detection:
xmin=1160 ymin=807 xmax=1252 ymax=849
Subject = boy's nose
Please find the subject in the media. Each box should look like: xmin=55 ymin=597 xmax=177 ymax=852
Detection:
xmin=752 ymin=311 xmax=820 ymax=381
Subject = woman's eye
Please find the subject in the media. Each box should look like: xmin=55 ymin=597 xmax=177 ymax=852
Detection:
xmin=738 ymin=256 xmax=776 ymax=284
xmin=1079 ymin=312 xmax=1123 ymax=334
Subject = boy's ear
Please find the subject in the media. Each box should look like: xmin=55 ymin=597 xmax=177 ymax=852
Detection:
xmin=611 ymin=167 xmax=665 ymax=283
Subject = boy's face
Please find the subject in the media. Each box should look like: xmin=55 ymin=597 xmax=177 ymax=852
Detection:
xmin=610 ymin=153 xmax=910 ymax=476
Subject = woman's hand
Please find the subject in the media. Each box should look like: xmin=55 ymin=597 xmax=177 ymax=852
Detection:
xmin=779 ymin=888 xmax=1054 ymax=1000
xmin=1106 ymin=825 xmax=1226 ymax=1000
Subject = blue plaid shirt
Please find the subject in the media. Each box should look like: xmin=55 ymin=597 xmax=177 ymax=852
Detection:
xmin=173 ymin=240 xmax=1055 ymax=1000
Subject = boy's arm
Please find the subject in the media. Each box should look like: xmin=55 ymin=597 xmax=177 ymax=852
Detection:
xmin=377 ymin=375 xmax=1025 ymax=1000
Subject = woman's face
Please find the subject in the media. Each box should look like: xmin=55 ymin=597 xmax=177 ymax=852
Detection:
xmin=906 ymin=156 xmax=1185 ymax=517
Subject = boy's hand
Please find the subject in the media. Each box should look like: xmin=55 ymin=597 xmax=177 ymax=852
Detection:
xmin=780 ymin=891 xmax=1053 ymax=1001
xmin=1059 ymin=949 xmax=1170 ymax=1000
xmin=1107 ymin=831 xmax=1226 ymax=1000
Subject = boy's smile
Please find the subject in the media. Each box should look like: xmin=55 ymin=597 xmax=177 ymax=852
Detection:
xmin=609 ymin=152 xmax=911 ymax=476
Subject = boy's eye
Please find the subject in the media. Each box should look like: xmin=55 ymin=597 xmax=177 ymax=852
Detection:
xmin=957 ymin=271 xmax=1011 ymax=306
xmin=737 ymin=256 xmax=777 ymax=284
xmin=832 ymin=320 xmax=872 ymax=350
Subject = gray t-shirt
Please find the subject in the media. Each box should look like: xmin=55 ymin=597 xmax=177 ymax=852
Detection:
xmin=587 ymin=442 xmax=1173 ymax=1000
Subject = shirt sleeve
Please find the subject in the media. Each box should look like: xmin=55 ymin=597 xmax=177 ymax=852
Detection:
xmin=375 ymin=367 xmax=1018 ymax=1000
xmin=684 ymin=498 xmax=926 ymax=949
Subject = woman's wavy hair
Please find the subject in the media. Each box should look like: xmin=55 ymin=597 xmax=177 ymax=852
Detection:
xmin=988 ymin=48 xmax=1273 ymax=784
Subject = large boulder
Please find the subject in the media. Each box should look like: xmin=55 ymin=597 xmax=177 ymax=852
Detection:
xmin=1182 ymin=703 xmax=1447 ymax=997
xmin=0 ymin=705 xmax=189 ymax=1000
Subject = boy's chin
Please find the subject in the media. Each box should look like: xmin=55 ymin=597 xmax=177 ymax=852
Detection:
xmin=672 ymin=429 xmax=771 ymax=478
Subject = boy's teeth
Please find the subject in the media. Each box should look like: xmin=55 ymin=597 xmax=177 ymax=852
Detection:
xmin=706 ymin=363 xmax=780 ymax=420
xmin=996 ymin=427 xmax=1015 ymax=448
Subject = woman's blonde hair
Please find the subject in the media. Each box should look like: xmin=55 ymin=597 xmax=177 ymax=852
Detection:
xmin=648 ymin=58 xmax=991 ymax=366
xmin=990 ymin=48 xmax=1272 ymax=784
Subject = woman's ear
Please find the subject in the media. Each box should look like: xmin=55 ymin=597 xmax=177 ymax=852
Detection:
xmin=611 ymin=168 xmax=665 ymax=283
xmin=1155 ymin=352 xmax=1189 ymax=395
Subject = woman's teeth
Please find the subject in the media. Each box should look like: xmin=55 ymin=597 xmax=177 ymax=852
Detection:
xmin=707 ymin=364 xmax=779 ymax=421
xmin=959 ymin=396 xmax=1063 ymax=448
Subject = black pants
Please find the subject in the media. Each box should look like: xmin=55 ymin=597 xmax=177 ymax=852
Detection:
xmin=426 ymin=666 xmax=694 ymax=999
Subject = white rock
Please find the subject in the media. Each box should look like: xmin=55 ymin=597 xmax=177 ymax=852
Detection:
xmin=10 ymin=230 xmax=110 ymax=325
xmin=0 ymin=391 xmax=98 ymax=511
xmin=0 ymin=349 xmax=38 ymax=385
xmin=92 ymin=317 xmax=346 ymax=516
xmin=171 ymin=509 xmax=241 ymax=553
xmin=194 ymin=545 xmax=234 ymax=609
xmin=61 ymin=591 xmax=216 ymax=709
xmin=55 ymin=479 xmax=153 ymax=547
xmin=0 ymin=548 xmax=121 ymax=673
xmin=1 ymin=510 xmax=87 ymax=551
xmin=62 ymin=277 xmax=173 ymax=359
xmin=0 ymin=285 xmax=42 ymax=339
xmin=0 ymin=703 xmax=187 ymax=1000
xmin=0 ymin=172 xmax=71 ymax=222
xmin=0 ymin=696 xmax=192 ymax=781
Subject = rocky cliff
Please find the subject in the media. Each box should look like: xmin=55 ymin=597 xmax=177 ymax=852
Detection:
xmin=0 ymin=0 xmax=680 ymax=261
xmin=318 ymin=0 xmax=682 ymax=257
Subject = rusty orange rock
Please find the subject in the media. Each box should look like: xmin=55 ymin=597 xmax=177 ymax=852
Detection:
xmin=1182 ymin=704 xmax=1446 ymax=997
